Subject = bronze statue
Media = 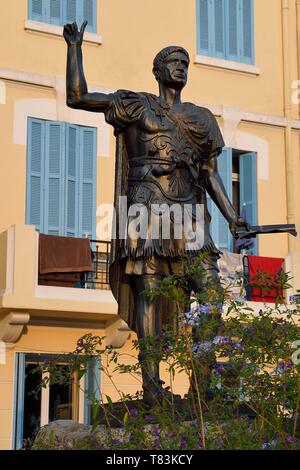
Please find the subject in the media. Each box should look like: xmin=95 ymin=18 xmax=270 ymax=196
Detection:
xmin=63 ymin=21 xmax=249 ymax=406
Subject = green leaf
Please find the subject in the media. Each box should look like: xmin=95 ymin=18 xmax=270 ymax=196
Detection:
xmin=105 ymin=394 xmax=114 ymax=410
xmin=123 ymin=411 xmax=129 ymax=426
xmin=91 ymin=402 xmax=99 ymax=421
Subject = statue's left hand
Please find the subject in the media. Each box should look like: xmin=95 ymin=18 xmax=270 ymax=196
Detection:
xmin=229 ymin=217 xmax=250 ymax=238
xmin=63 ymin=21 xmax=88 ymax=46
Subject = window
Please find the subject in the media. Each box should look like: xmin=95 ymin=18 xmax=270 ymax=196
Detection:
xmin=13 ymin=353 xmax=100 ymax=449
xmin=197 ymin=0 xmax=254 ymax=64
xmin=26 ymin=118 xmax=97 ymax=239
xmin=207 ymin=148 xmax=257 ymax=253
xmin=28 ymin=0 xmax=97 ymax=33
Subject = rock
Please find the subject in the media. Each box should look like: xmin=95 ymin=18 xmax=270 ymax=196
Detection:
xmin=32 ymin=420 xmax=97 ymax=450
xmin=32 ymin=419 xmax=133 ymax=450
xmin=32 ymin=418 xmax=204 ymax=450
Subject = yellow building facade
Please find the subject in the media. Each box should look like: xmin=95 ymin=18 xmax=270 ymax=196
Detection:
xmin=0 ymin=0 xmax=299 ymax=449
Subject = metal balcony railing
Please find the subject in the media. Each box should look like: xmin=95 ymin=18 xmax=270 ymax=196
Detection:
xmin=84 ymin=240 xmax=111 ymax=290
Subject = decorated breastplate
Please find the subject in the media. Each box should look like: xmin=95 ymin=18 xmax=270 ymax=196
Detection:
xmin=127 ymin=119 xmax=202 ymax=206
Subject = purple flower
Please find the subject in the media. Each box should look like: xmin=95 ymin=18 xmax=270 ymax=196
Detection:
xmin=213 ymin=336 xmax=230 ymax=346
xmin=192 ymin=341 xmax=213 ymax=354
xmin=268 ymin=395 xmax=274 ymax=401
xmin=145 ymin=415 xmax=153 ymax=422
xmin=199 ymin=304 xmax=213 ymax=314
xmin=215 ymin=365 xmax=224 ymax=375
xmin=111 ymin=439 xmax=121 ymax=446
xmin=183 ymin=307 xmax=201 ymax=327
xmin=180 ymin=436 xmax=187 ymax=448
xmin=130 ymin=408 xmax=138 ymax=418
xmin=234 ymin=342 xmax=243 ymax=353
xmin=286 ymin=436 xmax=297 ymax=444
xmin=278 ymin=361 xmax=286 ymax=373
xmin=234 ymin=295 xmax=245 ymax=303
xmin=154 ymin=439 xmax=161 ymax=450
xmin=152 ymin=424 xmax=160 ymax=437
xmin=262 ymin=439 xmax=277 ymax=449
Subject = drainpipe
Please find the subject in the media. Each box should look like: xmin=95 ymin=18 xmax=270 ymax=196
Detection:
xmin=282 ymin=0 xmax=295 ymax=251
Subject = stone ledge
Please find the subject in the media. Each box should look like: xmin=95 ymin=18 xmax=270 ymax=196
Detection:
xmin=194 ymin=54 xmax=261 ymax=76
xmin=24 ymin=20 xmax=103 ymax=45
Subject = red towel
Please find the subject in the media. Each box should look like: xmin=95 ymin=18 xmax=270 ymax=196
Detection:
xmin=247 ymin=255 xmax=284 ymax=303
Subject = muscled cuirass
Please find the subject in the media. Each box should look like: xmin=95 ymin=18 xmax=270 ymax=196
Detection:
xmin=105 ymin=91 xmax=225 ymax=259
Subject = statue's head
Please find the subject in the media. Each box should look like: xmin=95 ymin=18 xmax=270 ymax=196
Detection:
xmin=153 ymin=46 xmax=190 ymax=90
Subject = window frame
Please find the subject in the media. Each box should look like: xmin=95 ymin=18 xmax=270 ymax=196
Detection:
xmin=196 ymin=0 xmax=255 ymax=66
xmin=12 ymin=352 xmax=100 ymax=449
xmin=28 ymin=0 xmax=98 ymax=34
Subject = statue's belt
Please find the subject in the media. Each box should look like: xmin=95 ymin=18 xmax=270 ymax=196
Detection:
xmin=127 ymin=177 xmax=199 ymax=203
xmin=128 ymin=156 xmax=199 ymax=180
xmin=128 ymin=157 xmax=175 ymax=167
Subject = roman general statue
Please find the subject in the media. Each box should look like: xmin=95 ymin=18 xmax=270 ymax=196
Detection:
xmin=63 ymin=21 xmax=249 ymax=407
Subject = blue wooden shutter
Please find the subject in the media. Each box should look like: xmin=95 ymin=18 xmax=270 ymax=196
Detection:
xmin=64 ymin=0 xmax=77 ymax=23
xmin=82 ymin=0 xmax=97 ymax=32
xmin=217 ymin=148 xmax=233 ymax=251
xmin=65 ymin=124 xmax=80 ymax=237
xmin=240 ymin=152 xmax=257 ymax=252
xmin=29 ymin=0 xmax=45 ymax=22
xmin=241 ymin=0 xmax=254 ymax=63
xmin=198 ymin=0 xmax=210 ymax=55
xmin=47 ymin=0 xmax=63 ymax=25
xmin=213 ymin=0 xmax=225 ymax=58
xmin=209 ymin=148 xmax=233 ymax=252
xmin=84 ymin=357 xmax=100 ymax=425
xmin=44 ymin=121 xmax=65 ymax=235
xmin=26 ymin=118 xmax=45 ymax=232
xmin=207 ymin=195 xmax=218 ymax=247
xmin=13 ymin=353 xmax=26 ymax=450
xmin=226 ymin=0 xmax=240 ymax=62
xmin=78 ymin=126 xmax=97 ymax=239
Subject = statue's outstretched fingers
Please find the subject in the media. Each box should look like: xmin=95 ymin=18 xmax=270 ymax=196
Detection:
xmin=80 ymin=20 xmax=88 ymax=34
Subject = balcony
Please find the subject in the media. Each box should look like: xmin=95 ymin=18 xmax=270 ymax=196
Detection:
xmin=38 ymin=238 xmax=111 ymax=290
xmin=0 ymin=224 xmax=297 ymax=346
xmin=0 ymin=225 xmax=130 ymax=347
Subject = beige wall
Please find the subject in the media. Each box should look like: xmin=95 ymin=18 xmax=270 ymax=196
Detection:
xmin=0 ymin=231 xmax=7 ymax=293
xmin=100 ymin=332 xmax=189 ymax=403
xmin=0 ymin=1 xmax=298 ymax=116
xmin=0 ymin=0 xmax=300 ymax=450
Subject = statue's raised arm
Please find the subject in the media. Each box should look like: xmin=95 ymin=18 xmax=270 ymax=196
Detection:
xmin=63 ymin=21 xmax=113 ymax=112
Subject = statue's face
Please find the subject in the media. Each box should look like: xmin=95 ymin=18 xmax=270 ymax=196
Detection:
xmin=157 ymin=51 xmax=189 ymax=89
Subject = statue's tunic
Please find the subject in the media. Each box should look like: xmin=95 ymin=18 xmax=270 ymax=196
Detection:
xmin=105 ymin=90 xmax=225 ymax=275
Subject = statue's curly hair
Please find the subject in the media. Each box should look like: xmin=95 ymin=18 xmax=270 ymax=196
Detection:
xmin=153 ymin=46 xmax=190 ymax=76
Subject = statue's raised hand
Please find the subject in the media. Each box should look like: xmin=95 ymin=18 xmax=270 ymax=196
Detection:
xmin=63 ymin=21 xmax=87 ymax=46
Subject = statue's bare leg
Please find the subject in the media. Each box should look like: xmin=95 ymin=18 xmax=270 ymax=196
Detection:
xmin=188 ymin=253 xmax=223 ymax=399
xmin=130 ymin=274 xmax=164 ymax=406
